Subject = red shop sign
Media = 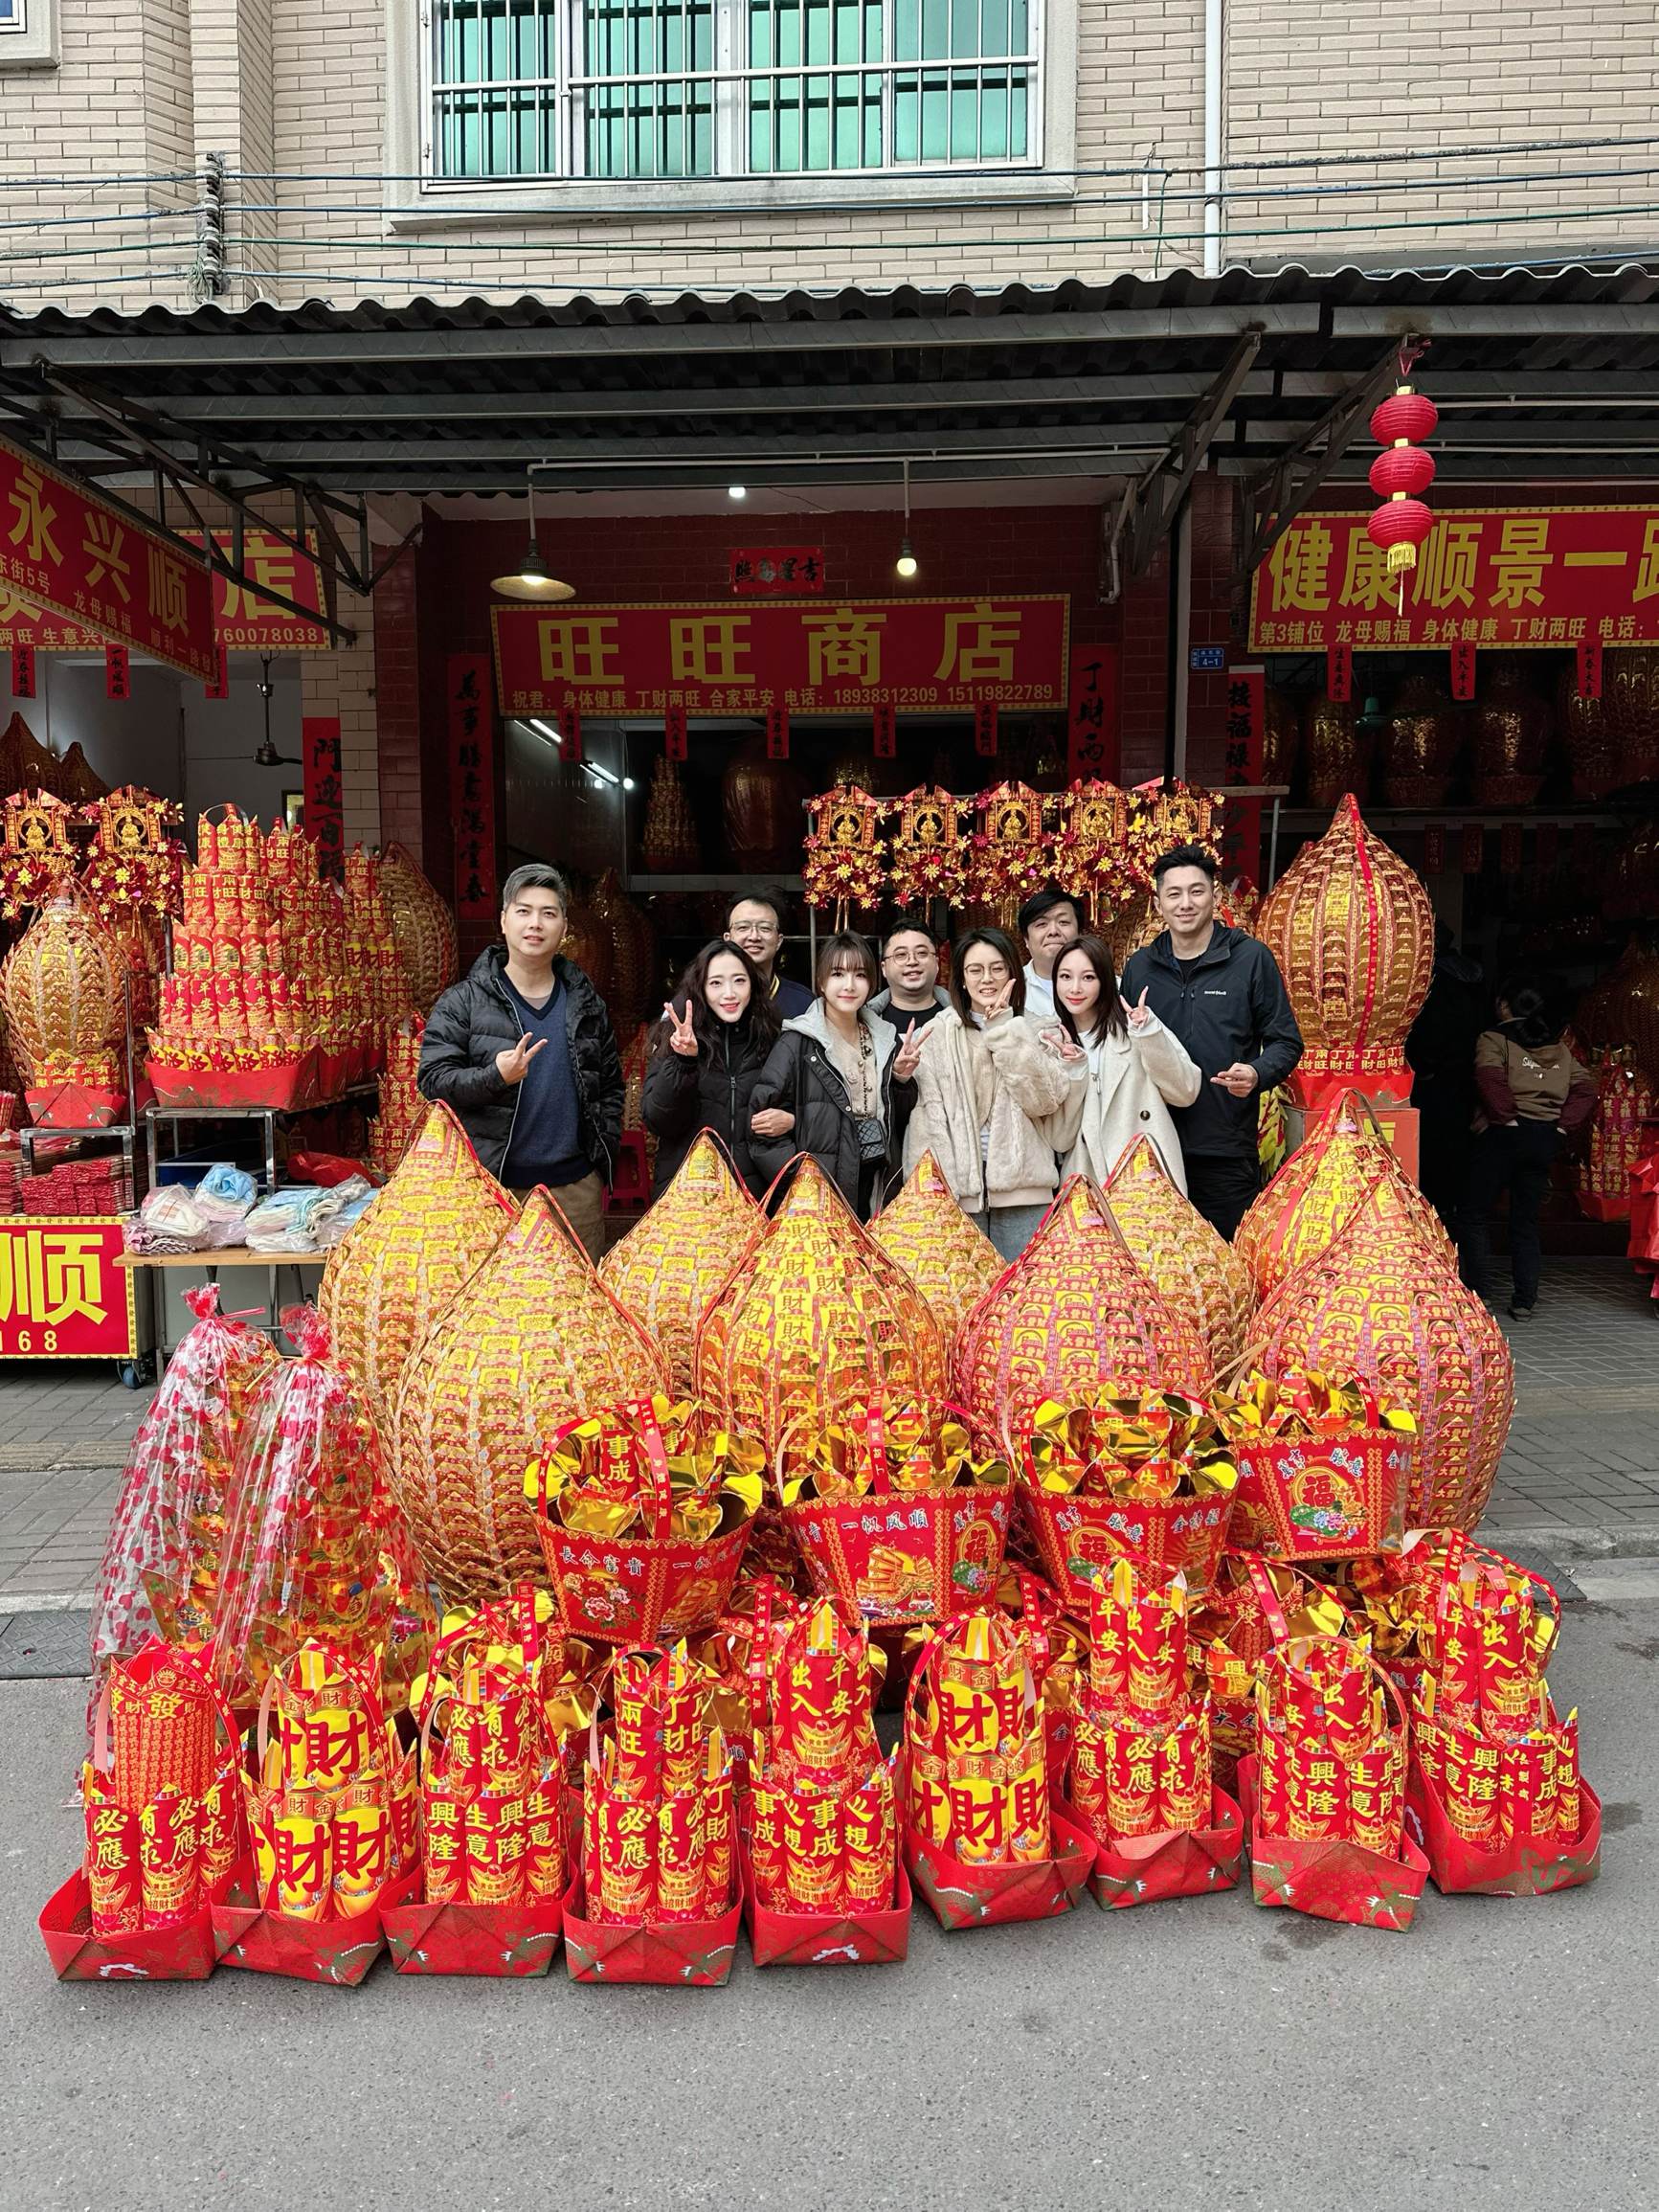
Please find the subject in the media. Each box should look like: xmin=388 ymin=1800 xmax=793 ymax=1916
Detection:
xmin=188 ymin=530 xmax=330 ymax=652
xmin=730 ymin=546 xmax=825 ymax=595
xmin=0 ymin=1219 xmax=136 ymax=1359
xmin=492 ymin=596 xmax=1069 ymax=718
xmin=302 ymin=715 xmax=344 ymax=882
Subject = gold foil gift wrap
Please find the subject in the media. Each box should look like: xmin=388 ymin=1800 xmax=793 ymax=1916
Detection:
xmin=376 ymin=840 xmax=459 ymax=1015
xmin=870 ymin=1150 xmax=1004 ymax=1351
xmin=1254 ymin=1635 xmax=1408 ymax=1853
xmin=1234 ymin=1087 xmax=1452 ymax=1303
xmin=1256 ymin=794 xmax=1434 ymax=1107
xmin=0 ymin=878 xmax=127 ymax=1089
xmin=1186 ymin=1554 xmax=1345 ymax=1787
xmin=1379 ymin=673 xmax=1462 ymax=807
xmin=952 ymin=1177 xmax=1212 ymax=1452
xmin=529 ymin=1394 xmax=763 ymax=1643
xmin=1102 ymin=1136 xmax=1255 ymax=1370
xmin=598 ymin=1132 xmax=760 ymax=1395
xmin=695 ymin=1158 xmax=948 ymax=1462
xmin=905 ymin=1610 xmax=1050 ymax=1864
xmin=1241 ymin=1177 xmax=1513 ymax=1530
xmin=320 ymin=1100 xmax=516 ymax=1433
xmin=395 ymin=1190 xmax=668 ymax=1603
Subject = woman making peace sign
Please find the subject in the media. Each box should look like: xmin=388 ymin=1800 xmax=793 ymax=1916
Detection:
xmin=1044 ymin=933 xmax=1200 ymax=1192
xmin=641 ymin=938 xmax=783 ymax=1197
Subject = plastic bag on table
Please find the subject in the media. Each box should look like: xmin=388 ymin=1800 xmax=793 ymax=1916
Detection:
xmin=136 ymin=1185 xmax=210 ymax=1250
xmin=192 ymin=1162 xmax=258 ymax=1225
xmin=89 ymin=1286 xmax=280 ymax=1707
xmin=212 ymin=1304 xmax=431 ymax=1707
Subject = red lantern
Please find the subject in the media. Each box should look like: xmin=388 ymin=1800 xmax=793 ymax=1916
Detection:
xmin=1367 ymin=446 xmax=1435 ymax=500
xmin=1367 ymin=372 xmax=1437 ymax=605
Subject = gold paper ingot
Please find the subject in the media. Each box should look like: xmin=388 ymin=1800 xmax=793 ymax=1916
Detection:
xmin=952 ymin=1178 xmax=1212 ymax=1449
xmin=1102 ymin=1135 xmax=1256 ymax=1370
xmin=1241 ymin=1178 xmax=1513 ymax=1529
xmin=393 ymin=1188 xmax=667 ymax=1600
xmin=319 ymin=1101 xmax=515 ymax=1434
xmin=599 ymin=1133 xmax=761 ymax=1395
xmin=870 ymin=1150 xmax=1004 ymax=1349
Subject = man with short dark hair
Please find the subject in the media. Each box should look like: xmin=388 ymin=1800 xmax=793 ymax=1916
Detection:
xmin=417 ymin=862 xmax=623 ymax=1256
xmin=1016 ymin=887 xmax=1082 ymax=1020
xmin=725 ymin=890 xmax=812 ymax=1017
xmin=1119 ymin=843 xmax=1303 ymax=1240
xmin=871 ymin=919 xmax=950 ymax=1030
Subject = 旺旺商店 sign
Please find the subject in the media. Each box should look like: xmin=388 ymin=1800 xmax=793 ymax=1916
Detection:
xmin=1249 ymin=505 xmax=1659 ymax=653
xmin=491 ymin=596 xmax=1069 ymax=717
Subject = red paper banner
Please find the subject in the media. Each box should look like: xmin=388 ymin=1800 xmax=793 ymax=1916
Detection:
xmin=104 ymin=646 xmax=129 ymax=700
xmin=447 ymin=653 xmax=497 ymax=919
xmin=1501 ymin=820 xmax=1524 ymax=873
xmin=1450 ymin=641 xmax=1477 ymax=700
xmin=664 ymin=707 xmax=687 ymax=761
xmin=0 ymin=589 xmax=103 ymax=654
xmin=1578 ymin=640 xmax=1603 ymax=699
xmin=492 ymin=597 xmax=1069 ymax=718
xmin=1220 ymin=665 xmax=1264 ymax=888
xmin=1462 ymin=823 xmax=1485 ymax=875
xmin=1326 ymin=642 xmax=1352 ymax=703
xmin=302 ymin=715 xmax=344 ymax=882
xmin=1251 ymin=504 xmax=1659 ymax=652
xmin=766 ymin=706 xmax=789 ymax=760
xmin=730 ymin=546 xmax=825 ymax=596
xmin=0 ymin=1220 xmax=135 ymax=1359
xmin=1423 ymin=823 xmax=1446 ymax=875
xmin=1536 ymin=820 xmax=1558 ymax=872
xmin=558 ymin=704 xmax=582 ymax=763
xmin=11 ymin=644 xmax=33 ymax=698
xmin=872 ymin=702 xmax=896 ymax=758
xmin=974 ymin=702 xmax=998 ymax=757
xmin=205 ymin=647 xmax=230 ymax=701
xmin=1065 ymin=642 xmax=1118 ymax=781
xmin=187 ymin=529 xmax=329 ymax=651
xmin=0 ymin=432 xmax=215 ymax=678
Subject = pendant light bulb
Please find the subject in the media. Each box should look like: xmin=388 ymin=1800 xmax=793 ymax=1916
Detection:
xmin=492 ymin=479 xmax=576 ymax=601
xmin=895 ymin=457 xmax=918 ymax=579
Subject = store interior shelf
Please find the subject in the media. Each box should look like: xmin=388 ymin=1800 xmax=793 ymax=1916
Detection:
xmin=624 ymin=873 xmax=805 ymax=894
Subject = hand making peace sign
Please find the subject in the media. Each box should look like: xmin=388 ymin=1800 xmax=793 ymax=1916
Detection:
xmin=1126 ymin=987 xmax=1152 ymax=1032
xmin=892 ymin=1018 xmax=925 ymax=1082
xmin=663 ymin=998 xmax=699 ymax=1058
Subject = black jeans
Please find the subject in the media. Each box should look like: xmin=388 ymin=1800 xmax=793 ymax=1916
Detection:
xmin=1184 ymin=1152 xmax=1262 ymax=1243
xmin=1458 ymin=1120 xmax=1560 ymax=1308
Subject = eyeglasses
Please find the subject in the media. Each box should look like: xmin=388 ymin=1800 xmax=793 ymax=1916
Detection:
xmin=729 ymin=917 xmax=779 ymax=940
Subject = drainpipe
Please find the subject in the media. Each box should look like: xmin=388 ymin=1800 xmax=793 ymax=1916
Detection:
xmin=1203 ymin=0 xmax=1223 ymax=278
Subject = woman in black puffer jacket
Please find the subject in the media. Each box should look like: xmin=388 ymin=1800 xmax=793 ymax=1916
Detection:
xmin=641 ymin=939 xmax=783 ymax=1198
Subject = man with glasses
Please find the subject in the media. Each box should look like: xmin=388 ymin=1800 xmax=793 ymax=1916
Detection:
xmin=725 ymin=890 xmax=813 ymax=1017
xmin=871 ymin=919 xmax=951 ymax=1030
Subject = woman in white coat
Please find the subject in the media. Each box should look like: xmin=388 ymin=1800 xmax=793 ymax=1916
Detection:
xmin=1043 ymin=932 xmax=1201 ymax=1192
xmin=901 ymin=926 xmax=1079 ymax=1262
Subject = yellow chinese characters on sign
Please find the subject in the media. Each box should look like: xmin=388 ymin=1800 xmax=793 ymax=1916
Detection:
xmin=1249 ymin=504 xmax=1659 ymax=651
xmin=0 ymin=1222 xmax=134 ymax=1358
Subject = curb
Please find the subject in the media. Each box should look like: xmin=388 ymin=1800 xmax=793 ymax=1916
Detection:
xmin=1479 ymin=1524 xmax=1659 ymax=1562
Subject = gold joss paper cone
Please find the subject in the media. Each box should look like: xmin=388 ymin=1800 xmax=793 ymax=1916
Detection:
xmin=320 ymin=1101 xmax=516 ymax=1433
xmin=951 ymin=1175 xmax=1212 ymax=1450
xmin=1234 ymin=1088 xmax=1452 ymax=1301
xmin=1242 ymin=1177 xmax=1513 ymax=1528
xmin=694 ymin=1157 xmax=947 ymax=1459
xmin=870 ymin=1149 xmax=1003 ymax=1349
xmin=598 ymin=1131 xmax=760 ymax=1394
xmin=393 ymin=1187 xmax=668 ymax=1601
xmin=377 ymin=841 xmax=459 ymax=1015
xmin=1103 ymin=1135 xmax=1255 ymax=1370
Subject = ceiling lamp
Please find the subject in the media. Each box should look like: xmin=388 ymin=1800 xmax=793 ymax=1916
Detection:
xmin=491 ymin=481 xmax=575 ymax=601
xmin=895 ymin=457 xmax=918 ymax=579
xmin=729 ymin=484 xmax=748 ymax=500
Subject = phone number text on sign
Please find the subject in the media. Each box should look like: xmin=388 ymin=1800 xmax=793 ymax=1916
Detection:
xmin=0 ymin=1220 xmax=135 ymax=1358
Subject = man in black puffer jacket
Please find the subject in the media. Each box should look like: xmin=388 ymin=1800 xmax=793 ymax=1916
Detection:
xmin=417 ymin=863 xmax=622 ymax=1257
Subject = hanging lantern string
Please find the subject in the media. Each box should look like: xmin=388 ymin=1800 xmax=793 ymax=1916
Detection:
xmin=1367 ymin=338 xmax=1437 ymax=616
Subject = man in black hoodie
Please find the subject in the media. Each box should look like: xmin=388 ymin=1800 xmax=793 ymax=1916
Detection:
xmin=1119 ymin=844 xmax=1304 ymax=1239
xmin=417 ymin=862 xmax=622 ymax=1256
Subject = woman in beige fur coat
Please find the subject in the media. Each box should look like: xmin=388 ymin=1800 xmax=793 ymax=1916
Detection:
xmin=898 ymin=927 xmax=1082 ymax=1261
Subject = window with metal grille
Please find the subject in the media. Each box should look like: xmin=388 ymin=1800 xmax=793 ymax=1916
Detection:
xmin=429 ymin=0 xmax=1038 ymax=179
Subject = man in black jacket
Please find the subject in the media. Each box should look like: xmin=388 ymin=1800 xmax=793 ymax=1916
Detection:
xmin=1119 ymin=844 xmax=1304 ymax=1239
xmin=416 ymin=862 xmax=623 ymax=1257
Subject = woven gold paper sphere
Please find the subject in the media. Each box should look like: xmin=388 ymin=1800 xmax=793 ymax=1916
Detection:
xmin=951 ymin=1175 xmax=1213 ymax=1449
xmin=870 ymin=1149 xmax=1004 ymax=1350
xmin=0 ymin=880 xmax=126 ymax=1082
xmin=1240 ymin=1177 xmax=1513 ymax=1528
xmin=377 ymin=841 xmax=459 ymax=1015
xmin=597 ymin=1131 xmax=760 ymax=1394
xmin=694 ymin=1156 xmax=947 ymax=1459
xmin=1103 ymin=1135 xmax=1255 ymax=1371
xmin=393 ymin=1188 xmax=668 ymax=1601
xmin=1234 ymin=1088 xmax=1453 ymax=1302
xmin=1256 ymin=794 xmax=1434 ymax=1102
xmin=318 ymin=1100 xmax=516 ymax=1433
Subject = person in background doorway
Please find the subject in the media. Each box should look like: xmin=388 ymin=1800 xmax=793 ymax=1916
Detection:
xmin=1405 ymin=917 xmax=1487 ymax=1233
xmin=1016 ymin=888 xmax=1083 ymax=1020
xmin=417 ymin=862 xmax=622 ymax=1258
xmin=725 ymin=890 xmax=813 ymax=1018
xmin=1045 ymin=933 xmax=1200 ymax=1190
xmin=749 ymin=930 xmax=925 ymax=1218
xmin=903 ymin=927 xmax=1079 ymax=1262
xmin=1458 ymin=979 xmax=1597 ymax=1320
xmin=640 ymin=938 xmax=783 ymax=1199
xmin=870 ymin=918 xmax=952 ymax=1030
xmin=1118 ymin=844 xmax=1304 ymax=1240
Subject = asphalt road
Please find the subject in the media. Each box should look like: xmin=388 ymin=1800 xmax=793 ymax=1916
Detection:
xmin=2 ymin=1585 xmax=1653 ymax=2212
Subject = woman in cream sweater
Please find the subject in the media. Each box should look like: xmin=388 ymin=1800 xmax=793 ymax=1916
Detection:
xmin=1044 ymin=932 xmax=1201 ymax=1192
xmin=899 ymin=927 xmax=1080 ymax=1261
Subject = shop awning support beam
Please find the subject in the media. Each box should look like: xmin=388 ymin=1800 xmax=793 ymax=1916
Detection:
xmin=1122 ymin=328 xmax=1263 ymax=580
xmin=1233 ymin=333 xmax=1424 ymax=583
